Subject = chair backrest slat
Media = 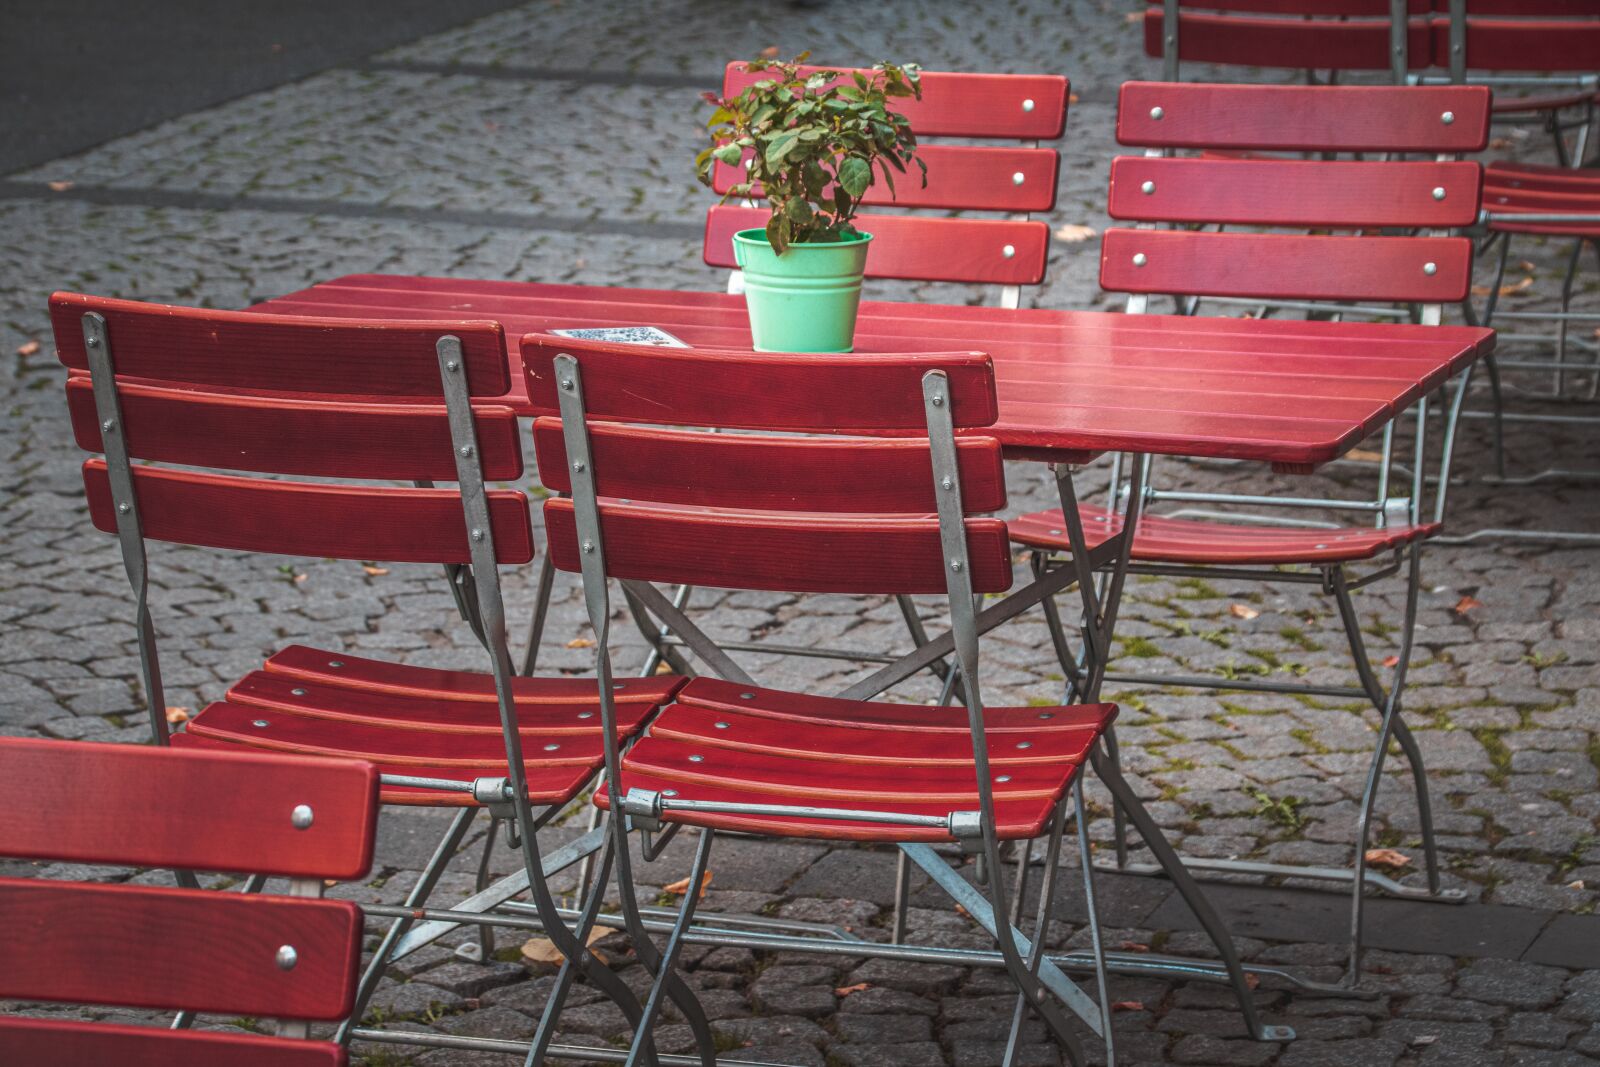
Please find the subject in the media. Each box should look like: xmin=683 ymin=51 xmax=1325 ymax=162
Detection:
xmin=704 ymin=205 xmax=1050 ymax=287
xmin=0 ymin=1019 xmax=345 ymax=1067
xmin=1109 ymin=157 xmax=1483 ymax=228
xmin=521 ymin=335 xmax=1013 ymax=598
xmin=0 ymin=878 xmax=361 ymax=1019
xmin=1434 ymin=17 xmax=1600 ymax=70
xmin=1117 ymin=83 xmax=1492 ymax=153
xmin=1101 ymin=229 xmax=1472 ymax=302
xmin=65 ymin=376 xmax=525 ymax=481
xmin=712 ymin=143 xmax=1060 ymax=213
xmin=522 ymin=335 xmax=1000 ymax=430
xmin=720 ymin=63 xmax=1069 ymax=139
xmin=1144 ymin=8 xmax=1432 ymax=71
xmin=51 ymin=293 xmax=509 ymax=398
xmin=543 ymin=498 xmax=1014 ymax=596
xmin=532 ymin=420 xmax=1007 ymax=514
xmin=0 ymin=738 xmax=378 ymax=878
xmin=83 ymin=461 xmax=535 ymax=564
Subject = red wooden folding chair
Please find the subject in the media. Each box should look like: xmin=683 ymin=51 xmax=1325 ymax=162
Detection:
xmin=1143 ymin=0 xmax=1432 ymax=84
xmin=1008 ymin=82 xmax=1492 ymax=984
xmin=48 ymin=293 xmax=704 ymax=1063
xmin=522 ymin=336 xmax=1123 ymax=1065
xmin=0 ymin=738 xmax=377 ymax=1065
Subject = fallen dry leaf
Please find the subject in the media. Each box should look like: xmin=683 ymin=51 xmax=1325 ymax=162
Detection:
xmin=954 ymin=903 xmax=972 ymax=920
xmin=1470 ymin=276 xmax=1534 ymax=298
xmin=323 ymin=878 xmax=339 ymax=888
xmin=759 ymin=45 xmax=781 ymax=58
xmin=1117 ymin=940 xmax=1152 ymax=953
xmin=15 ymin=340 xmax=40 ymax=357
xmin=1125 ymin=9 xmax=1144 ymax=20
xmin=1112 ymin=1000 xmax=1146 ymax=1012
xmin=1517 ymin=260 xmax=1537 ymax=273
xmin=164 ymin=706 xmax=191 ymax=724
xmin=654 ymin=661 xmax=675 ymax=675
xmin=1454 ymin=595 xmax=1483 ymax=615
xmin=566 ymin=637 xmax=595 ymax=649
xmin=292 ymin=573 xmax=308 ymax=584
xmin=1382 ymin=655 xmax=1400 ymax=668
xmin=1245 ymin=973 xmax=1261 ymax=990
xmin=1568 ymin=880 xmax=1587 ymax=890
xmin=1229 ymin=603 xmax=1260 ymax=620
xmin=522 ymin=924 xmax=609 ymax=965
xmin=835 ymin=982 xmax=870 ymax=997
xmin=1489 ymin=137 xmax=1512 ymax=150
xmin=1364 ymin=848 xmax=1412 ymax=870
xmin=1068 ymin=93 xmax=1080 ymax=105
xmin=1411 ymin=1035 xmax=1439 ymax=1047
xmin=664 ymin=870 xmax=713 ymax=900
xmin=1345 ymin=448 xmax=1384 ymax=463
xmin=47 ymin=180 xmax=74 ymax=192
xmin=361 ymin=565 xmax=389 ymax=577
xmin=1053 ymin=223 xmax=1097 ymax=244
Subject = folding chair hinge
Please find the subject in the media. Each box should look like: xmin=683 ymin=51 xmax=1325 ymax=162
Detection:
xmin=948 ymin=810 xmax=986 ymax=851
xmin=622 ymin=787 xmax=664 ymax=833
xmin=472 ymin=777 xmax=520 ymax=846
xmin=1383 ymin=496 xmax=1414 ymax=527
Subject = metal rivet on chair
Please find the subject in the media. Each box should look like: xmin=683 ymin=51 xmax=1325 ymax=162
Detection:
xmin=688 ymin=754 xmax=705 ymax=763
xmin=1441 ymin=111 xmax=1455 ymax=125
xmin=445 ymin=359 xmax=460 ymax=372
xmin=613 ymin=683 xmax=626 ymax=690
xmin=714 ymin=722 xmax=730 ymax=729
xmin=1012 ymin=171 xmax=1026 ymax=186
xmin=940 ymin=476 xmax=954 ymax=491
xmin=252 ymin=719 xmax=270 ymax=728
xmin=291 ymin=804 xmax=314 ymax=830
xmin=543 ymin=743 xmax=560 ymax=751
xmin=996 ymin=774 xmax=1012 ymax=783
xmin=117 ymin=502 xmax=131 ymax=514
xmin=1431 ymin=187 xmax=1446 ymax=201
xmin=1021 ymin=98 xmax=1035 ymax=112
xmin=1038 ymin=711 xmax=1054 ymax=720
xmin=1149 ymin=106 xmax=1164 ymax=120
xmin=663 ymin=789 xmax=679 ymax=797
xmin=1016 ymin=741 xmax=1033 ymax=749
xmin=560 ymin=378 xmax=574 ymax=391
xmin=1141 ymin=180 xmax=1155 ymax=195
xmin=101 ymin=418 xmax=114 ymax=432
xmin=85 ymin=335 xmax=100 ymax=348
xmin=1423 ymin=262 xmax=1437 ymax=276
xmin=291 ymin=687 xmax=307 ymax=696
xmin=1002 ymin=244 xmax=1016 ymax=259
xmin=328 ymin=660 xmax=343 ymax=668
xmin=740 ymin=692 xmax=754 ymax=699
xmin=582 ymin=540 xmax=595 ymax=554
xmin=1132 ymin=252 xmax=1147 ymax=267
xmin=458 ymin=444 xmax=473 ymax=457
xmin=471 ymin=528 xmax=484 ymax=543
xmin=578 ymin=710 xmax=594 ymax=719
xmin=1315 ymin=544 xmax=1328 ymax=550
xmin=572 ymin=460 xmax=585 ymax=472
xmin=276 ymin=945 xmax=298 ymax=971
xmin=931 ymin=393 xmax=944 ymax=407
xmin=949 ymin=559 xmax=963 ymax=572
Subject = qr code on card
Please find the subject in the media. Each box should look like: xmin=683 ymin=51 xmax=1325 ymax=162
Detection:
xmin=550 ymin=326 xmax=688 ymax=348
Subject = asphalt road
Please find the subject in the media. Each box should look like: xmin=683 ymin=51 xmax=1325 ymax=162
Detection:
xmin=0 ymin=0 xmax=527 ymax=174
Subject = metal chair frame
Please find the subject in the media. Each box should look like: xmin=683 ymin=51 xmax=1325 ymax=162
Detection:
xmin=63 ymin=301 xmax=696 ymax=1066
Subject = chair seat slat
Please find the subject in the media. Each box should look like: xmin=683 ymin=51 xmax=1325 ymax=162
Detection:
xmin=0 ymin=1018 xmax=346 ymax=1067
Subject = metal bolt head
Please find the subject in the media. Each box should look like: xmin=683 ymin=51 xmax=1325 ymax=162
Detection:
xmin=328 ymin=660 xmax=343 ymax=668
xmin=740 ymin=692 xmax=754 ymax=699
xmin=1141 ymin=180 xmax=1155 ymax=195
xmin=445 ymin=360 xmax=460 ymax=372
xmin=1441 ymin=111 xmax=1455 ymax=125
xmin=458 ymin=444 xmax=473 ymax=457
xmin=1431 ymin=186 xmax=1446 ymax=201
xmin=117 ymin=502 xmax=131 ymax=514
xmin=252 ymin=719 xmax=270 ymax=728
xmin=688 ymin=754 xmax=705 ymax=763
xmin=1149 ymin=106 xmax=1164 ymax=120
xmin=996 ymin=774 xmax=1012 ymax=783
xmin=471 ymin=528 xmax=485 ymax=542
xmin=101 ymin=418 xmax=114 ymax=432
xmin=578 ymin=710 xmax=593 ymax=719
xmin=1012 ymin=171 xmax=1025 ymax=186
xmin=291 ymin=688 xmax=307 ymax=696
xmin=940 ymin=476 xmax=954 ymax=491
xmin=1021 ymin=98 xmax=1035 ymax=112
xmin=1002 ymin=244 xmax=1016 ymax=259
xmin=714 ymin=722 xmax=729 ymax=729
xmin=930 ymin=393 xmax=944 ymax=407
xmin=276 ymin=945 xmax=298 ymax=971
xmin=572 ymin=460 xmax=585 ymax=472
xmin=291 ymin=804 xmax=314 ymax=830
xmin=1132 ymin=252 xmax=1148 ymax=267
xmin=543 ymin=743 xmax=560 ymax=751
xmin=949 ymin=559 xmax=963 ymax=572
xmin=581 ymin=540 xmax=595 ymax=554
xmin=1423 ymin=262 xmax=1438 ymax=276
xmin=560 ymin=378 xmax=574 ymax=391
xmin=85 ymin=335 xmax=100 ymax=348
xmin=1016 ymin=741 xmax=1032 ymax=749
xmin=1038 ymin=711 xmax=1054 ymax=720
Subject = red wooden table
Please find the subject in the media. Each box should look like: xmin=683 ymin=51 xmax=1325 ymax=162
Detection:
xmin=253 ymin=274 xmax=1493 ymax=472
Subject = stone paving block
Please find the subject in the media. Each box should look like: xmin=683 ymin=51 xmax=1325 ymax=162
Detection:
xmin=1456 ymin=958 xmax=1569 ymax=1011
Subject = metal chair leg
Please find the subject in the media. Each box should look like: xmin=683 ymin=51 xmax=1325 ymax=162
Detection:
xmin=472 ymin=817 xmax=500 ymax=962
xmin=525 ymin=826 xmax=621 ymax=1066
xmin=518 ymin=552 xmax=557 ymax=676
xmin=891 ymin=848 xmax=912 ymax=945
xmin=622 ymin=827 xmax=717 ymax=1067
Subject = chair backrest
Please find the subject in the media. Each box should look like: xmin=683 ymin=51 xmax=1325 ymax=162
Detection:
xmin=50 ymin=292 xmax=535 ymax=744
xmin=1103 ymin=82 xmax=1490 ymax=308
xmin=704 ymin=63 xmax=1068 ymax=307
xmin=521 ymin=336 xmax=1011 ymax=597
xmin=1144 ymin=1 xmax=1434 ymax=83
xmin=1100 ymin=82 xmax=1491 ymax=529
xmin=1431 ymin=1 xmax=1600 ymax=79
xmin=0 ymin=738 xmax=378 ymax=1065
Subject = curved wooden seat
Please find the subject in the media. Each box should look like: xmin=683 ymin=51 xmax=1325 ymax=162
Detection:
xmin=596 ymin=681 xmax=1114 ymax=842
xmin=1011 ymin=506 xmax=1441 ymax=566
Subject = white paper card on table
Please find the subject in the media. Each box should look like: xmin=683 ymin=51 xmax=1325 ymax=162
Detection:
xmin=550 ymin=327 xmax=688 ymax=348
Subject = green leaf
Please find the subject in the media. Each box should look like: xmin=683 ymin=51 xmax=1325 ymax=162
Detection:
xmin=763 ymin=130 xmax=801 ymax=168
xmin=712 ymin=142 xmax=744 ymax=166
xmin=838 ymin=156 xmax=872 ymax=198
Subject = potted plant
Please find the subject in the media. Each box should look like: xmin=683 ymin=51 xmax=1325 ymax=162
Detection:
xmin=696 ymin=53 xmax=926 ymax=353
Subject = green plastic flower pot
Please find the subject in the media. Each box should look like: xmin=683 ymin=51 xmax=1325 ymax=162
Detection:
xmin=732 ymin=228 xmax=873 ymax=353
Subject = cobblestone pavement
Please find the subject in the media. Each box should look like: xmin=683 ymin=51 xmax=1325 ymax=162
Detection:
xmin=3 ymin=2 xmax=1600 ymax=1064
